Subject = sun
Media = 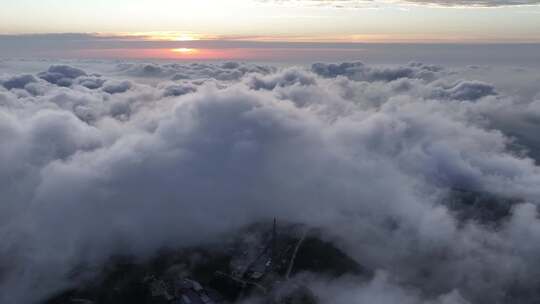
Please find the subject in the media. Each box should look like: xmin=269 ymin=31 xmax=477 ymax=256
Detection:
xmin=171 ymin=48 xmax=197 ymax=54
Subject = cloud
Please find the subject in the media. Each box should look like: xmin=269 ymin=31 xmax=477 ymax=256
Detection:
xmin=311 ymin=61 xmax=441 ymax=82
xmin=161 ymin=83 xmax=198 ymax=97
xmin=116 ymin=62 xmax=275 ymax=81
xmin=247 ymin=68 xmax=317 ymax=90
xmin=308 ymin=272 xmax=471 ymax=304
xmin=102 ymin=80 xmax=132 ymax=94
xmin=404 ymin=0 xmax=540 ymax=6
xmin=38 ymin=65 xmax=88 ymax=87
xmin=77 ymin=76 xmax=106 ymax=90
xmin=431 ymin=80 xmax=497 ymax=101
xmin=261 ymin=0 xmax=540 ymax=7
xmin=1 ymin=74 xmax=37 ymax=90
xmin=1 ymin=60 xmax=540 ymax=304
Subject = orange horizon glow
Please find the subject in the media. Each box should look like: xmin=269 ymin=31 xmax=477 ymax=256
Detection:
xmin=66 ymin=46 xmax=374 ymax=62
xmin=171 ymin=48 xmax=197 ymax=54
xmin=75 ymin=48 xmax=257 ymax=60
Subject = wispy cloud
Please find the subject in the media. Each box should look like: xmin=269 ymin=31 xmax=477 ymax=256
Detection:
xmin=260 ymin=0 xmax=540 ymax=7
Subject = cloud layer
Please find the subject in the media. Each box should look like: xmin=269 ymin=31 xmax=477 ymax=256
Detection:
xmin=1 ymin=60 xmax=540 ymax=303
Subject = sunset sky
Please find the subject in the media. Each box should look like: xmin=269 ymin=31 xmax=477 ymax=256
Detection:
xmin=1 ymin=0 xmax=540 ymax=61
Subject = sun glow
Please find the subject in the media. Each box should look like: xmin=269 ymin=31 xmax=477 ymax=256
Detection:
xmin=171 ymin=48 xmax=197 ymax=54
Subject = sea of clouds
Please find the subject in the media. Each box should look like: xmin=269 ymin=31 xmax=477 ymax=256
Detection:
xmin=1 ymin=59 xmax=540 ymax=303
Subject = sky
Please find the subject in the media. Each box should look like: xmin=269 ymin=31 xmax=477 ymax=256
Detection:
xmin=0 ymin=0 xmax=540 ymax=61
xmin=2 ymin=0 xmax=540 ymax=41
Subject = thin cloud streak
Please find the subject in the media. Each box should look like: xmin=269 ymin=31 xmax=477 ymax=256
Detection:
xmin=261 ymin=0 xmax=540 ymax=7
